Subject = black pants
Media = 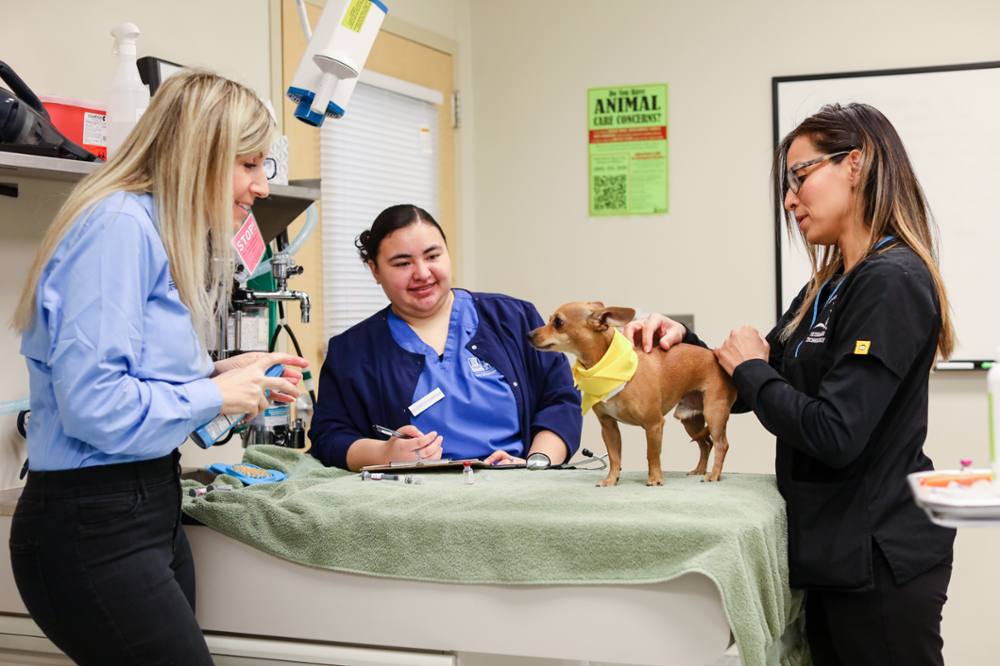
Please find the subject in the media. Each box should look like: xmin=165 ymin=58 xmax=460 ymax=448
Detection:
xmin=9 ymin=451 xmax=214 ymax=666
xmin=806 ymin=540 xmax=953 ymax=666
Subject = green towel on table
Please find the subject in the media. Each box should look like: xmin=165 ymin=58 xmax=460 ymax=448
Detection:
xmin=182 ymin=445 xmax=809 ymax=666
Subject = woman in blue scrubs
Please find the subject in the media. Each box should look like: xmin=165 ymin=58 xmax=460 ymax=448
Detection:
xmin=309 ymin=204 xmax=582 ymax=471
xmin=10 ymin=70 xmax=307 ymax=665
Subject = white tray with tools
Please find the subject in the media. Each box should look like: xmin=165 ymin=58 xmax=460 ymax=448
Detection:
xmin=908 ymin=468 xmax=1000 ymax=528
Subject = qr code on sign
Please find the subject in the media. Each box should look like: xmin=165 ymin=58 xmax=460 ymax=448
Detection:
xmin=593 ymin=175 xmax=627 ymax=211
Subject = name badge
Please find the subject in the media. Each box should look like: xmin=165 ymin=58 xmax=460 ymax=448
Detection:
xmin=409 ymin=387 xmax=445 ymax=416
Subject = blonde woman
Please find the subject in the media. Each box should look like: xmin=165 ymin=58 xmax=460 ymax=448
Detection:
xmin=627 ymin=103 xmax=955 ymax=665
xmin=9 ymin=69 xmax=307 ymax=665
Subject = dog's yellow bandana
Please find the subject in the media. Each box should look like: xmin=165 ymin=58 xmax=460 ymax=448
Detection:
xmin=572 ymin=329 xmax=639 ymax=415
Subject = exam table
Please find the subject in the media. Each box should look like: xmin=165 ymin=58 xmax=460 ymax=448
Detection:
xmin=0 ymin=446 xmax=805 ymax=666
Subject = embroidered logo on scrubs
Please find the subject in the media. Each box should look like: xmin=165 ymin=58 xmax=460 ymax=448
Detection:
xmin=854 ymin=340 xmax=871 ymax=355
xmin=806 ymin=317 xmax=829 ymax=344
xmin=468 ymin=356 xmax=497 ymax=378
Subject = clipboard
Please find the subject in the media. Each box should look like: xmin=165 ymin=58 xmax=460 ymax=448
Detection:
xmin=361 ymin=458 xmax=489 ymax=472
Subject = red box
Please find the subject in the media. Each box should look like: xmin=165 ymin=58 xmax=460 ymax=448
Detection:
xmin=39 ymin=95 xmax=107 ymax=161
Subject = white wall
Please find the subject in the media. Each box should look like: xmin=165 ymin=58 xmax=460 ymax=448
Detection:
xmin=463 ymin=1 xmax=1000 ymax=664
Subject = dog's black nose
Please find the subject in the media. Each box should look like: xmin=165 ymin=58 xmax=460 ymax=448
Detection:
xmin=527 ymin=330 xmax=537 ymax=343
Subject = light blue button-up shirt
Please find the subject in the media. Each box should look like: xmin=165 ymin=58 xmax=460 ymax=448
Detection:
xmin=20 ymin=192 xmax=224 ymax=471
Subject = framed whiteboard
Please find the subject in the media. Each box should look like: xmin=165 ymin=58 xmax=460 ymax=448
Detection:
xmin=773 ymin=62 xmax=1000 ymax=366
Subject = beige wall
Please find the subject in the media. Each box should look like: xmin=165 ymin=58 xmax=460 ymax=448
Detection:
xmin=0 ymin=0 xmax=272 ymax=486
xmin=463 ymin=1 xmax=1000 ymax=663
xmin=0 ymin=0 xmax=271 ymax=104
xmin=3 ymin=0 xmax=1000 ymax=662
xmin=464 ymin=0 xmax=999 ymax=477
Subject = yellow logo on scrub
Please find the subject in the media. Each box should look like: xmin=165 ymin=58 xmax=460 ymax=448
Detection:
xmin=854 ymin=340 xmax=871 ymax=355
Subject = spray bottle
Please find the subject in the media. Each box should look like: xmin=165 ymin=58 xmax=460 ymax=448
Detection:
xmin=106 ymin=22 xmax=149 ymax=158
xmin=294 ymin=369 xmax=315 ymax=428
xmin=190 ymin=364 xmax=285 ymax=449
xmin=988 ymin=345 xmax=1000 ymax=486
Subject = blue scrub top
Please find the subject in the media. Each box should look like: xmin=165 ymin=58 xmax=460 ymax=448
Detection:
xmin=387 ymin=290 xmax=523 ymax=459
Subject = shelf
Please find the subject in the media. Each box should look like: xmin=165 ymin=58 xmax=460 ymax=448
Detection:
xmin=0 ymin=153 xmax=319 ymax=241
xmin=0 ymin=151 xmax=97 ymax=181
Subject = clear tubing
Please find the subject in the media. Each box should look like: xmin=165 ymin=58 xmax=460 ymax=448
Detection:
xmin=284 ymin=203 xmax=318 ymax=257
xmin=246 ymin=203 xmax=318 ymax=281
xmin=0 ymin=397 xmax=30 ymax=416
xmin=294 ymin=0 xmax=313 ymax=39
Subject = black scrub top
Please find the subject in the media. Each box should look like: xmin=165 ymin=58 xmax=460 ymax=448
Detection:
xmin=716 ymin=243 xmax=954 ymax=591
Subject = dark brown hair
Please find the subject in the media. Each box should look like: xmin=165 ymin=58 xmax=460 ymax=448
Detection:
xmin=773 ymin=103 xmax=955 ymax=360
xmin=355 ymin=204 xmax=446 ymax=266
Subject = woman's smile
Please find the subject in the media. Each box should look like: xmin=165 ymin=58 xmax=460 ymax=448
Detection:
xmin=233 ymin=202 xmax=251 ymax=226
xmin=370 ymin=221 xmax=454 ymax=322
xmin=410 ymin=282 xmax=436 ymax=295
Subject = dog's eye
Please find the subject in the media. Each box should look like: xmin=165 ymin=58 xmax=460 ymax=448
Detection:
xmin=553 ymin=317 xmax=563 ymax=329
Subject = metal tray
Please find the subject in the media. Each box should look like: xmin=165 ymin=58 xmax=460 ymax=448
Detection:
xmin=908 ymin=469 xmax=1000 ymax=528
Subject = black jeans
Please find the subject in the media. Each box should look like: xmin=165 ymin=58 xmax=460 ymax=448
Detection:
xmin=9 ymin=450 xmax=214 ymax=666
xmin=806 ymin=539 xmax=953 ymax=666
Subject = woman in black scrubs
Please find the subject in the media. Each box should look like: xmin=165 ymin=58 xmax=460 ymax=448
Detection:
xmin=628 ymin=103 xmax=956 ymax=666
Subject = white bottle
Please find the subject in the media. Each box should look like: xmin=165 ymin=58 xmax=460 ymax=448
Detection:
xmin=106 ymin=23 xmax=149 ymax=158
xmin=463 ymin=461 xmax=474 ymax=485
xmin=988 ymin=345 xmax=1000 ymax=485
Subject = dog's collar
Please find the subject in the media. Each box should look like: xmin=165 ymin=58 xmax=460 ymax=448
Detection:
xmin=572 ymin=329 xmax=638 ymax=415
xmin=604 ymin=380 xmax=628 ymax=402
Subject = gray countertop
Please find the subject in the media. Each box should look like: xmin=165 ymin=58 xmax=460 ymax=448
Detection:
xmin=0 ymin=467 xmax=212 ymax=517
xmin=0 ymin=488 xmax=21 ymax=517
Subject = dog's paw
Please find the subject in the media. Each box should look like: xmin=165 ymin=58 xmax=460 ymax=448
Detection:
xmin=597 ymin=477 xmax=619 ymax=487
xmin=646 ymin=480 xmax=663 ymax=487
xmin=701 ymin=474 xmax=721 ymax=482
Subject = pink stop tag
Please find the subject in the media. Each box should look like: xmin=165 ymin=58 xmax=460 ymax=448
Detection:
xmin=232 ymin=210 xmax=265 ymax=274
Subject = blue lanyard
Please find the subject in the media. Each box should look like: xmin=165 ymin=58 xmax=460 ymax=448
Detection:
xmin=794 ymin=236 xmax=894 ymax=358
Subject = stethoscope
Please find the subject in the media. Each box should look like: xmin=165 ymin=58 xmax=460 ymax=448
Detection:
xmin=503 ymin=447 xmax=609 ymax=471
xmin=793 ymin=235 xmax=894 ymax=358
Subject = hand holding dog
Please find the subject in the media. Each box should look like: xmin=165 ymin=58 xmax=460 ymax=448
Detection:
xmin=623 ymin=313 xmax=687 ymax=353
xmin=715 ymin=326 xmax=770 ymax=376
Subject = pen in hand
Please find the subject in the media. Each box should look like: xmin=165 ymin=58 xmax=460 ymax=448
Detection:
xmin=373 ymin=424 xmax=413 ymax=440
xmin=372 ymin=424 xmax=424 ymax=460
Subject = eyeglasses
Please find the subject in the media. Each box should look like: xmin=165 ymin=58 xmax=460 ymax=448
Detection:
xmin=785 ymin=151 xmax=851 ymax=195
xmin=264 ymin=157 xmax=277 ymax=181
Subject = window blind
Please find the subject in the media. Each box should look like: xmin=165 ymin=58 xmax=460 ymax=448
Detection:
xmin=320 ymin=76 xmax=442 ymax=343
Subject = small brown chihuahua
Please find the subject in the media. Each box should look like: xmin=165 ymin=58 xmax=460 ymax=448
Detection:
xmin=529 ymin=302 xmax=737 ymax=486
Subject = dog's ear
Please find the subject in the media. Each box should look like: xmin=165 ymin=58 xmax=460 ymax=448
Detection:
xmin=592 ymin=307 xmax=636 ymax=330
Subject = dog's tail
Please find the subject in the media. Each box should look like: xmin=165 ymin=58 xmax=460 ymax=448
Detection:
xmin=690 ymin=427 xmax=713 ymax=446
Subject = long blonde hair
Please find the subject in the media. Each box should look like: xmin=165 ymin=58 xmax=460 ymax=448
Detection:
xmin=773 ymin=103 xmax=956 ymax=361
xmin=12 ymin=68 xmax=276 ymax=352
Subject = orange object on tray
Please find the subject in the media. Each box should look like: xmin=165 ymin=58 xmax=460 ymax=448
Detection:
xmin=919 ymin=473 xmax=993 ymax=487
